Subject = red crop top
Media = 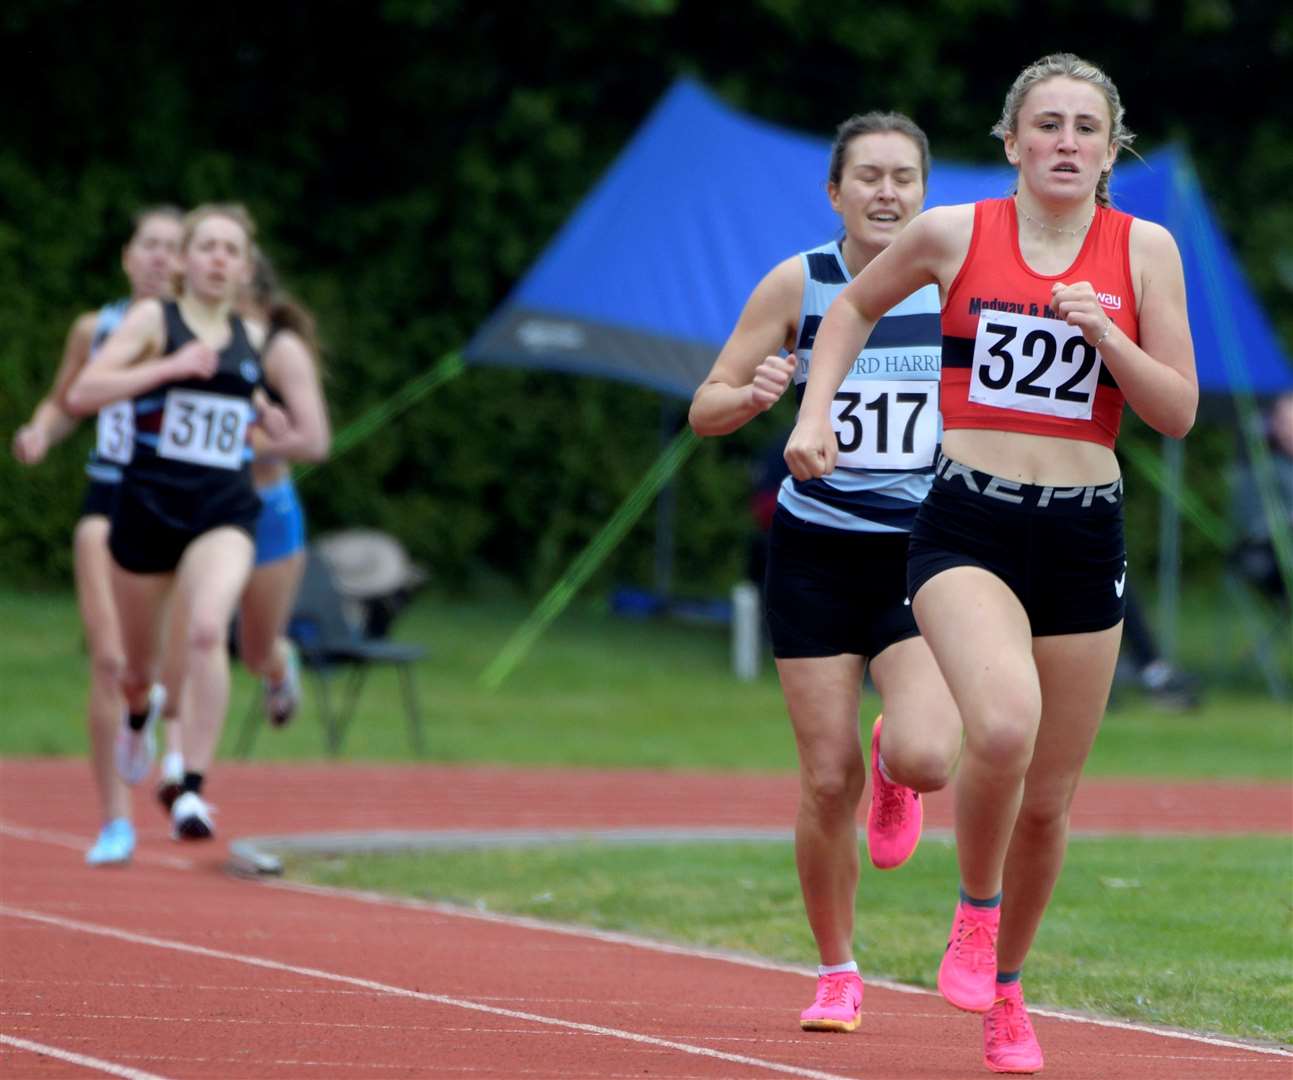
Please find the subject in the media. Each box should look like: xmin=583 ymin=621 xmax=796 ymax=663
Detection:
xmin=939 ymin=198 xmax=1138 ymax=449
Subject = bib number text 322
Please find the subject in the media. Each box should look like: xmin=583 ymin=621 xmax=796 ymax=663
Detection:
xmin=969 ymin=311 xmax=1102 ymax=420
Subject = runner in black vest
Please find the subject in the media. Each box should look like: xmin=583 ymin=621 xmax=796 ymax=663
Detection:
xmin=66 ymin=203 xmax=288 ymax=843
xmin=154 ymin=248 xmax=332 ymax=810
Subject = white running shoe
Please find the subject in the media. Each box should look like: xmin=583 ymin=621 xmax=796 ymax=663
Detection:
xmin=156 ymin=750 xmax=185 ymax=813
xmin=264 ymin=641 xmax=301 ymax=728
xmin=170 ymin=791 xmax=215 ymax=841
xmin=114 ymin=683 xmax=166 ymax=786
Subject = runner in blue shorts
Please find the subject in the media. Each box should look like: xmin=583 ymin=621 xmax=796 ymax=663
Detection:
xmin=239 ymin=250 xmax=330 ymax=726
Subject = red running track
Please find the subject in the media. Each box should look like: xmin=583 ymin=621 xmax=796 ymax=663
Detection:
xmin=1 ymin=758 xmax=1289 ymax=1079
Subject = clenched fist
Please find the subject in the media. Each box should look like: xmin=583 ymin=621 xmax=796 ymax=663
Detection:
xmin=749 ymin=353 xmax=797 ymax=412
xmin=784 ymin=412 xmax=837 ymax=481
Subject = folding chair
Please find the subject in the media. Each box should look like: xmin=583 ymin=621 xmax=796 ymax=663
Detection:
xmin=235 ymin=548 xmax=427 ymax=756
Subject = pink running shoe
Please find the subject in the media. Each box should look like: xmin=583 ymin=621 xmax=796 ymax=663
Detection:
xmin=799 ymin=971 xmax=864 ymax=1032
xmin=938 ymin=900 xmax=999 ymax=1012
xmin=984 ymin=982 xmax=1044 ymax=1074
xmin=866 ymin=715 xmax=922 ymax=869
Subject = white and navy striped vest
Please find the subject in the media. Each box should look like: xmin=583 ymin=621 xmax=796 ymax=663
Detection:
xmin=83 ymin=298 xmax=133 ymax=484
xmin=778 ymin=239 xmax=942 ymax=533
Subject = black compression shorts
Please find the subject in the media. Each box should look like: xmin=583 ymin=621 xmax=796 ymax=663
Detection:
xmin=764 ymin=507 xmax=920 ymax=660
xmin=109 ymin=477 xmax=261 ymax=575
xmin=80 ymin=479 xmax=120 ymax=520
xmin=907 ymin=453 xmax=1126 ymax=637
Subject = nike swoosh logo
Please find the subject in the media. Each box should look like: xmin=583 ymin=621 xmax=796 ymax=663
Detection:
xmin=1114 ymin=567 xmax=1126 ymax=598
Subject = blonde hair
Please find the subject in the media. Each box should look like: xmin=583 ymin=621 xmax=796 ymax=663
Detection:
xmin=181 ymin=202 xmax=256 ymax=250
xmin=992 ymin=53 xmax=1135 ymax=208
xmin=175 ymin=202 xmax=257 ymax=296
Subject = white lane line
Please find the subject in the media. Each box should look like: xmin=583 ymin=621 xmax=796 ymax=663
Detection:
xmin=7 ymin=818 xmax=1287 ymax=1064
xmin=0 ymin=1033 xmax=171 ymax=1080
xmin=0 ymin=822 xmax=194 ymax=870
xmin=10 ymin=1044 xmax=770 ymax=1078
xmin=0 ymin=905 xmax=857 ymax=1080
xmin=259 ymin=876 xmax=1293 ymax=1061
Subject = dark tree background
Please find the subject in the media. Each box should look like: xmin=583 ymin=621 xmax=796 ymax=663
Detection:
xmin=2 ymin=0 xmax=1289 ymax=592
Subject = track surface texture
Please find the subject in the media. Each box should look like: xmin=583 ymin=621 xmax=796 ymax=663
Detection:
xmin=2 ymin=758 xmax=1289 ymax=1079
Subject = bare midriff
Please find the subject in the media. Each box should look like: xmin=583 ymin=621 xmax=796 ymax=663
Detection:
xmin=942 ymin=427 xmax=1121 ymax=487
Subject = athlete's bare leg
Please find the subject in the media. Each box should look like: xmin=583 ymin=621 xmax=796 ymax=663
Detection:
xmin=913 ymin=566 xmax=1040 ymax=900
xmin=108 ymin=562 xmax=173 ymax=716
xmin=155 ymin=590 xmax=186 ymax=760
xmin=997 ymin=624 xmax=1121 ymax=969
xmin=237 ymin=550 xmax=305 ymax=683
xmin=868 ymin=634 xmax=961 ymax=792
xmin=170 ymin=527 xmax=255 ymax=773
xmin=777 ymin=653 xmax=867 ymax=966
xmin=72 ymin=516 xmax=129 ymax=823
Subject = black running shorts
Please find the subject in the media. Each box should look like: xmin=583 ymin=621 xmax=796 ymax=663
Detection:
xmin=765 ymin=507 xmax=920 ymax=660
xmin=907 ymin=454 xmax=1126 ymax=637
xmin=109 ymin=478 xmax=261 ymax=575
xmin=80 ymin=479 xmax=120 ymax=520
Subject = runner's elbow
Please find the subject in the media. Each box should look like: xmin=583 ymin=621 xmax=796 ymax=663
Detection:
xmin=1151 ymin=400 xmax=1197 ymax=440
xmin=62 ymin=383 xmax=95 ymax=417
xmin=688 ymin=398 xmax=728 ymax=438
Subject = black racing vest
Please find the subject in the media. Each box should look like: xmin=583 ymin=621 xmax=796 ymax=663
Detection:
xmin=128 ymin=300 xmax=264 ymax=499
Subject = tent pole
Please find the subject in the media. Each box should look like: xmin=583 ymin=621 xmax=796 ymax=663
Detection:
xmin=654 ymin=400 xmax=681 ymax=599
xmin=479 ymin=427 xmax=700 ymax=690
xmin=295 ymin=350 xmax=465 ymax=482
xmin=1155 ymin=435 xmax=1184 ymax=661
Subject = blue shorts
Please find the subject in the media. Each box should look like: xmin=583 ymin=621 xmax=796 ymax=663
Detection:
xmin=254 ymin=478 xmax=306 ymax=566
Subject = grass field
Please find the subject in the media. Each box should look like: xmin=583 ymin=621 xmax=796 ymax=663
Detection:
xmin=287 ymin=834 xmax=1293 ymax=1043
xmin=1 ymin=585 xmax=1290 ymax=776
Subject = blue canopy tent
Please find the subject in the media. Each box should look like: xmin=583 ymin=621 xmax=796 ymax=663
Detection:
xmin=467 ymin=77 xmax=1291 ymax=400
xmin=467 ymin=78 xmax=1292 ymax=683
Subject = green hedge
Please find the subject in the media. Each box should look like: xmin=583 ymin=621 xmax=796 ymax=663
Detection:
xmin=2 ymin=2 xmax=1285 ymax=595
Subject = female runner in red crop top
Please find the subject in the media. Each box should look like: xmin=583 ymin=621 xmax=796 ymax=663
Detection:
xmin=785 ymin=53 xmax=1197 ymax=1074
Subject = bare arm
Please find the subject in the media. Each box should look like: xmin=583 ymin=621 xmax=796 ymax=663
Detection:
xmin=252 ymin=330 xmax=331 ymax=462
xmin=63 ymin=300 xmax=216 ymax=415
xmin=1096 ymin=219 xmax=1197 ymax=438
xmin=11 ymin=312 xmax=96 ymax=463
xmin=784 ymin=206 xmax=966 ymax=479
xmin=688 ymin=256 xmax=801 ymax=437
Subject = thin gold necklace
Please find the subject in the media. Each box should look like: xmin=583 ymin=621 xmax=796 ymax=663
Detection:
xmin=1015 ymin=197 xmax=1095 ymax=238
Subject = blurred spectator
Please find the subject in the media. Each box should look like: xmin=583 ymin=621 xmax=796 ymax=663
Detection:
xmin=1119 ymin=586 xmax=1201 ymax=710
xmin=1232 ymin=390 xmax=1293 ymax=603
